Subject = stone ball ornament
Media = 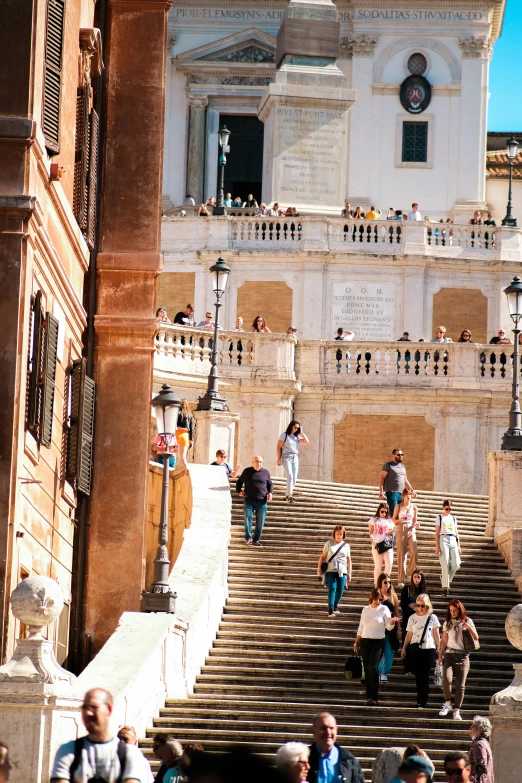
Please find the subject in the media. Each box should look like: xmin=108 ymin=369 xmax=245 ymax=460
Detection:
xmin=10 ymin=575 xmax=64 ymax=638
xmin=505 ymin=603 xmax=522 ymax=651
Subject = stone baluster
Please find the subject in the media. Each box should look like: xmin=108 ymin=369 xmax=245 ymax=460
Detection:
xmin=186 ymin=95 xmax=208 ymax=205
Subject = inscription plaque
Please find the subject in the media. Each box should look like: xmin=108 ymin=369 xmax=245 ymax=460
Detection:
xmin=332 ymin=282 xmax=396 ymax=341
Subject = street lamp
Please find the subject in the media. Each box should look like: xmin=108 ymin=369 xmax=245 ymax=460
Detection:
xmin=213 ymin=125 xmax=231 ymax=217
xmin=196 ymin=257 xmax=231 ymax=411
xmin=501 ymin=136 xmax=519 ymax=228
xmin=141 ymin=383 xmax=181 ymax=612
xmin=501 ymin=275 xmax=522 ymax=451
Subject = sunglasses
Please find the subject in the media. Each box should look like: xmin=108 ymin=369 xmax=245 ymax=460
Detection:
xmin=396 ymin=453 xmax=404 ymax=457
xmin=382 ymin=580 xmax=390 ymax=584
xmin=445 ymin=768 xmax=469 ymax=776
xmin=379 ymin=510 xmax=388 ymax=514
xmin=415 ymin=603 xmax=427 ymax=608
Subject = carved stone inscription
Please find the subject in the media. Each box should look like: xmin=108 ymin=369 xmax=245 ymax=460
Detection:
xmin=332 ymin=282 xmax=396 ymax=341
xmin=274 ymin=106 xmax=346 ymax=206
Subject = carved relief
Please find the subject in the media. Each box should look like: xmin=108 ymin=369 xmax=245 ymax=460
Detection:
xmin=188 ymin=94 xmax=209 ymax=108
xmin=200 ymin=42 xmax=275 ymax=63
xmin=189 ymin=74 xmax=271 ymax=86
xmin=340 ymin=34 xmax=378 ymax=58
xmin=459 ymin=36 xmax=493 ymax=59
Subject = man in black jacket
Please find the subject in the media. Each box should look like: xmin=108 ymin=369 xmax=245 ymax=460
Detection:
xmin=236 ymin=456 xmax=272 ymax=546
xmin=307 ymin=712 xmax=364 ymax=783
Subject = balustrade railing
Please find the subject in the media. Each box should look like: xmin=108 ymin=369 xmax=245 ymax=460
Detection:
xmin=426 ymin=224 xmax=496 ymax=250
xmin=328 ymin=219 xmax=403 ymax=247
xmin=326 ymin=342 xmax=450 ymax=378
xmin=230 ymin=218 xmax=303 ymax=245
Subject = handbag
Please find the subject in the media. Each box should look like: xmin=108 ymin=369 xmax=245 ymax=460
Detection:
xmin=462 ymin=627 xmax=480 ymax=652
xmin=376 ymin=536 xmax=393 ymax=554
xmin=433 ymin=660 xmax=443 ymax=687
xmin=344 ymin=655 xmax=363 ymax=681
xmin=320 ymin=541 xmax=347 ymax=575
xmin=404 ymin=614 xmax=432 ymax=674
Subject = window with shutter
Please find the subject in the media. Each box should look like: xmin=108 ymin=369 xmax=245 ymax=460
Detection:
xmin=66 ymin=359 xmax=95 ymax=495
xmin=73 ymin=86 xmax=90 ymax=227
xmin=402 ymin=121 xmax=428 ymax=163
xmin=40 ymin=313 xmax=60 ymax=448
xmin=86 ymin=109 xmax=100 ymax=249
xmin=43 ymin=0 xmax=65 ymax=155
xmin=27 ymin=292 xmax=44 ymax=432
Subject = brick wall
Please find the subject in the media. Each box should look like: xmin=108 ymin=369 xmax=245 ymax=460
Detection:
xmin=237 ymin=281 xmax=293 ymax=334
xmin=432 ymin=288 xmax=488 ymax=343
xmin=333 ymin=414 xmax=435 ymax=491
xmin=157 ymin=272 xmax=195 ymax=323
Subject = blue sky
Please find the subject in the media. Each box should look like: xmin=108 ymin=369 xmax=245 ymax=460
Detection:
xmin=488 ymin=0 xmax=522 ymax=130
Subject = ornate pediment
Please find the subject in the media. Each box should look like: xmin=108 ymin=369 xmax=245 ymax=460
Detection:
xmin=199 ymin=42 xmax=274 ymax=63
xmin=176 ymin=28 xmax=276 ymax=69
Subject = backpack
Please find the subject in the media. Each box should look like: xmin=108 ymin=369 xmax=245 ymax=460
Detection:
xmin=69 ymin=737 xmax=128 ymax=783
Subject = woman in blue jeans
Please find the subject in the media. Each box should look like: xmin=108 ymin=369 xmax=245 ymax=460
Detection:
xmin=317 ymin=525 xmax=351 ymax=618
xmin=376 ymin=573 xmax=401 ymax=683
xmin=276 ymin=420 xmax=309 ymax=503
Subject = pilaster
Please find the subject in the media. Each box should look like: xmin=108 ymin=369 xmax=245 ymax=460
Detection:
xmin=186 ymin=94 xmax=208 ymax=204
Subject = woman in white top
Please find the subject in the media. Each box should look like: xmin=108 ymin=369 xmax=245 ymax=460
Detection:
xmin=435 ymin=500 xmax=462 ymax=597
xmin=393 ymin=489 xmax=419 ymax=587
xmin=437 ymin=600 xmax=479 ymax=720
xmin=276 ymin=421 xmax=309 ymax=503
xmin=401 ymin=593 xmax=440 ymax=708
xmin=354 ymin=588 xmax=398 ymax=706
xmin=317 ymin=525 xmax=352 ymax=618
xmin=368 ymin=503 xmax=395 ymax=585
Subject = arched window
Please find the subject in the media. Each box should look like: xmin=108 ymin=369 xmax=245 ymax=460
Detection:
xmin=407 ymin=53 xmax=427 ymax=75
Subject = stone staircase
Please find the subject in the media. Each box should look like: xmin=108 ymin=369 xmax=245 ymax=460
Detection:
xmin=142 ymin=478 xmax=521 ymax=781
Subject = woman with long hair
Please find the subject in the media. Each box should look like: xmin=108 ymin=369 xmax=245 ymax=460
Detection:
xmin=438 ymin=599 xmax=479 ymax=720
xmin=393 ymin=488 xmax=419 ymax=587
xmin=469 ymin=716 xmax=494 ymax=783
xmin=458 ymin=329 xmax=473 ymax=343
xmin=401 ymin=593 xmax=441 ymax=708
xmin=251 ymin=316 xmax=271 ymax=333
xmin=176 ymin=398 xmax=194 ymax=467
xmin=354 ymin=588 xmax=398 ymax=706
xmin=277 ymin=420 xmax=309 ymax=503
xmin=400 ymin=569 xmax=427 ymax=636
xmin=435 ymin=500 xmax=462 ymax=597
xmin=317 ymin=525 xmax=352 ymax=617
xmin=376 ymin=573 xmax=400 ymax=684
xmin=368 ymin=503 xmax=395 ymax=584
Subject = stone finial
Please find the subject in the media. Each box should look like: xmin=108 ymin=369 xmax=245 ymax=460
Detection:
xmin=340 ymin=34 xmax=378 ymax=58
xmin=505 ymin=604 xmax=522 ymax=651
xmin=490 ymin=604 xmax=522 ymax=712
xmin=459 ymin=36 xmax=493 ymax=59
xmin=0 ymin=576 xmax=76 ymax=685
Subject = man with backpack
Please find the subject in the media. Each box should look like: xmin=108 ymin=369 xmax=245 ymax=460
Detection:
xmin=51 ymin=688 xmax=144 ymax=783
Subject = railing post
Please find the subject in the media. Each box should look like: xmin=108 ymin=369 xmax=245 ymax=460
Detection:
xmin=402 ymin=221 xmax=427 ymax=255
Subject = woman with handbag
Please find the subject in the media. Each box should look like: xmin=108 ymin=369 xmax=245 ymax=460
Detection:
xmin=393 ymin=489 xmax=420 ymax=588
xmin=437 ymin=599 xmax=479 ymax=720
xmin=354 ymin=588 xmax=399 ymax=706
xmin=368 ymin=503 xmax=395 ymax=585
xmin=401 ymin=593 xmax=441 ymax=708
xmin=317 ymin=525 xmax=351 ymax=618
xmin=376 ymin=573 xmax=401 ymax=684
xmin=400 ymin=569 xmax=427 ymax=637
xmin=435 ymin=500 xmax=462 ymax=597
xmin=176 ymin=398 xmax=194 ymax=467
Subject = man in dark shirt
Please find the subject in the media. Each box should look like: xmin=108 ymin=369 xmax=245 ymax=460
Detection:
xmin=236 ymin=456 xmax=273 ymax=546
xmin=489 ymin=329 xmax=511 ymax=345
xmin=397 ymin=332 xmax=411 ymax=341
xmin=379 ymin=448 xmax=416 ymax=518
xmin=174 ymin=304 xmax=195 ymax=326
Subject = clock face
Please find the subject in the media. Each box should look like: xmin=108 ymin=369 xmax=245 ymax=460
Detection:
xmin=400 ymin=75 xmax=432 ymax=114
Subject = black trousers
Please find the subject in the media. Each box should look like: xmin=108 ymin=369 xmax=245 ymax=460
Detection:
xmin=415 ymin=648 xmax=436 ymax=705
xmin=360 ymin=638 xmax=384 ymax=701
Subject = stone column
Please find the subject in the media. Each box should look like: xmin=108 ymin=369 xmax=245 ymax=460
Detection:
xmin=193 ymin=410 xmax=240 ymax=469
xmin=186 ymin=95 xmax=208 ymax=205
xmin=490 ymin=604 xmax=522 ymax=783
xmin=85 ymin=0 xmax=171 ymax=654
xmin=486 ymin=450 xmax=522 ymax=537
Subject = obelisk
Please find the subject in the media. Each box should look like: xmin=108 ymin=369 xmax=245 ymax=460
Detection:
xmin=258 ymin=0 xmax=355 ymax=214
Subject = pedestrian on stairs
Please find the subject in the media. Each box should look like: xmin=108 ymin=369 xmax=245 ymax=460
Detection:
xmin=236 ymin=456 xmax=273 ymax=546
xmin=317 ymin=524 xmax=352 ymax=617
xmin=379 ymin=448 xmax=416 ymax=519
xmin=435 ymin=500 xmax=462 ymax=597
xmin=276 ymin=742 xmax=310 ymax=781
xmin=277 ymin=420 xmax=309 ymax=502
xmin=354 ymin=589 xmax=399 ymax=706
xmin=401 ymin=594 xmax=441 ymax=708
xmin=306 ymin=712 xmax=365 ymax=783
xmin=393 ymin=489 xmax=420 ymax=588
xmin=376 ymin=573 xmax=401 ymax=684
xmin=437 ymin=600 xmax=479 ymax=721
xmin=400 ymin=569 xmax=427 ymax=637
xmin=368 ymin=502 xmax=395 ymax=584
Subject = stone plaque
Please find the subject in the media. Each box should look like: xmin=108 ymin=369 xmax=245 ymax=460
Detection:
xmin=269 ymin=106 xmax=347 ymax=208
xmin=332 ymin=282 xmax=396 ymax=341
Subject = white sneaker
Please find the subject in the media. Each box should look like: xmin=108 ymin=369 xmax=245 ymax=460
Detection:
xmin=380 ymin=674 xmax=388 ymax=683
xmin=453 ymin=709 xmax=463 ymax=720
xmin=439 ymin=702 xmax=452 ymax=716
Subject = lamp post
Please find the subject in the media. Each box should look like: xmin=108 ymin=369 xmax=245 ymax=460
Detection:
xmin=196 ymin=257 xmax=231 ymax=411
xmin=501 ymin=136 xmax=519 ymax=228
xmin=501 ymin=276 xmax=522 ymax=451
xmin=212 ymin=125 xmax=231 ymax=217
xmin=141 ymin=383 xmax=181 ymax=613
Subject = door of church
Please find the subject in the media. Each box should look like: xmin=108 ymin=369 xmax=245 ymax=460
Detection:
xmin=219 ymin=115 xmax=264 ymax=205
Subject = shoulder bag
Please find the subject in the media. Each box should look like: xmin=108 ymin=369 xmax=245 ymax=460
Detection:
xmin=462 ymin=626 xmax=480 ymax=652
xmin=320 ymin=541 xmax=347 ymax=575
xmin=404 ymin=614 xmax=432 ymax=674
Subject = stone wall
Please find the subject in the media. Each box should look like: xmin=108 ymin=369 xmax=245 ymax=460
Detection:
xmin=157 ymin=271 xmax=196 ymax=320
xmin=236 ymin=280 xmax=293 ymax=333
xmin=432 ymin=287 xmax=488 ymax=343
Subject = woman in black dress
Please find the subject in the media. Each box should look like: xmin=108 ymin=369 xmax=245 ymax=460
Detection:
xmin=400 ymin=569 xmax=427 ymax=636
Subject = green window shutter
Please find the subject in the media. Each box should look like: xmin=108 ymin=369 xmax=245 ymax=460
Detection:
xmin=40 ymin=313 xmax=59 ymax=448
xmin=27 ymin=292 xmax=44 ymax=432
xmin=86 ymin=108 xmax=99 ymax=249
xmin=66 ymin=359 xmax=95 ymax=495
xmin=73 ymin=86 xmax=90 ymax=227
xmin=402 ymin=121 xmax=428 ymax=163
xmin=43 ymin=0 xmax=65 ymax=155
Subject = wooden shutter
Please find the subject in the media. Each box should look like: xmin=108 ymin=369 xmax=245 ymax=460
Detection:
xmin=86 ymin=109 xmax=99 ymax=249
xmin=73 ymin=86 xmax=90 ymax=226
xmin=43 ymin=0 xmax=65 ymax=155
xmin=66 ymin=359 xmax=95 ymax=495
xmin=27 ymin=292 xmax=44 ymax=432
xmin=40 ymin=313 xmax=59 ymax=447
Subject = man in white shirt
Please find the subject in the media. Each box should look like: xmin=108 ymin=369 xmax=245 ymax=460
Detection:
xmin=197 ymin=312 xmax=215 ymax=329
xmin=52 ymin=688 xmax=144 ymax=783
xmin=407 ymin=203 xmax=422 ymax=220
